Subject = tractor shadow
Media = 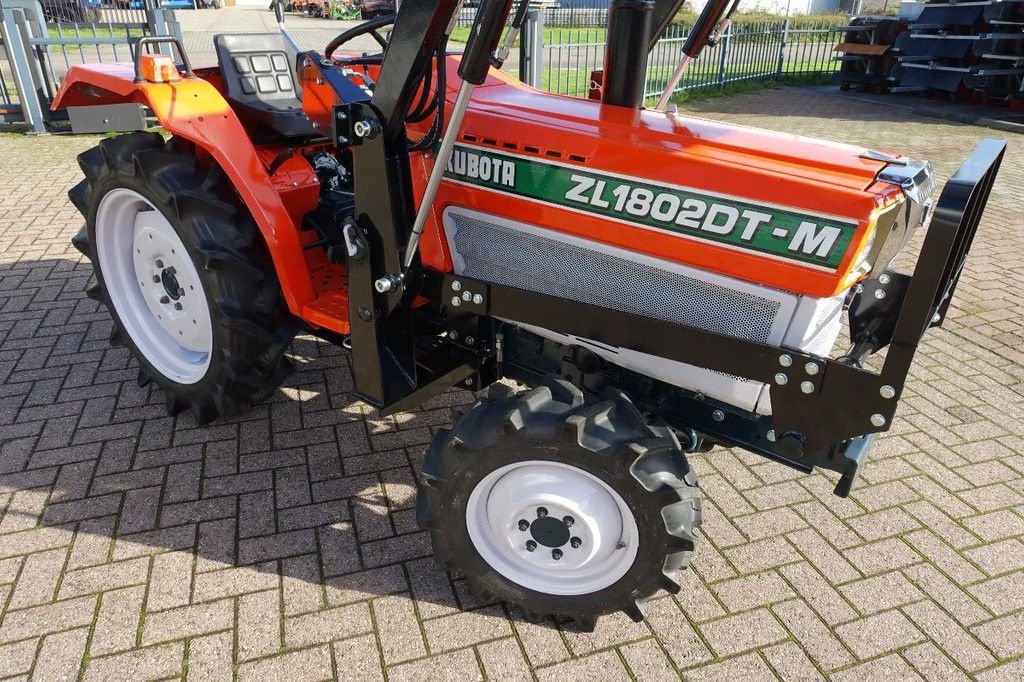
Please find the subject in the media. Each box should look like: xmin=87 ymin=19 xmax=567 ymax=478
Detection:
xmin=0 ymin=257 xmax=609 ymax=635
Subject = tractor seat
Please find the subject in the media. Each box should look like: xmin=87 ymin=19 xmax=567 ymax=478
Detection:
xmin=213 ymin=33 xmax=316 ymax=140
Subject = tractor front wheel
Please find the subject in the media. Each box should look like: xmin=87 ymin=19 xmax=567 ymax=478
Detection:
xmin=70 ymin=132 xmax=296 ymax=424
xmin=417 ymin=379 xmax=702 ymax=630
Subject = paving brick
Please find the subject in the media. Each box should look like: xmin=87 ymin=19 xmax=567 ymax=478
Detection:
xmin=281 ymin=553 xmax=325 ymax=616
xmin=0 ymin=638 xmax=39 ymax=678
xmin=902 ymin=600 xmax=994 ymax=672
xmin=372 ymin=593 xmax=427 ymax=664
xmin=197 ymin=559 xmax=279 ymax=600
xmin=975 ymin=658 xmax=1024 ymax=682
xmin=422 ymin=605 xmax=512 ymax=652
xmin=710 ymin=571 xmax=795 ymax=613
xmin=285 ymin=601 xmax=373 ymax=648
xmin=697 ymin=608 xmax=787 ymax=658
xmin=844 ymin=537 xmax=922 ymax=576
xmin=772 ymin=600 xmax=853 ymax=671
xmin=684 ymin=652 xmax=777 ymax=682
xmin=146 ymin=550 xmax=193 ymax=611
xmin=786 ymin=529 xmax=860 ymax=583
xmin=734 ymin=507 xmax=807 ymax=541
xmin=902 ymin=642 xmax=971 ymax=682
xmin=848 ymin=507 xmax=922 ymax=542
xmin=835 ymin=609 xmax=925 ymax=660
xmin=33 ymin=626 xmax=89 ymax=681
xmin=510 ymin=609 xmax=572 ymax=667
xmin=968 ymin=570 xmax=1024 ymax=615
xmin=84 ymin=642 xmax=184 ymax=682
xmin=778 ymin=562 xmax=857 ymax=626
xmin=839 ymin=571 xmax=925 ymax=615
xmin=723 ymin=536 xmax=801 ymax=574
xmin=904 ymin=500 xmax=980 ymax=548
xmin=61 ymin=515 xmax=114 ymax=570
xmin=7 ymin=546 xmax=66 ymax=609
xmin=645 ymin=596 xmax=713 ymax=669
xmin=90 ymin=585 xmax=145 ymax=656
xmin=761 ymin=641 xmax=822 ymax=681
xmin=903 ymin=563 xmax=992 ymax=627
xmin=237 ymin=645 xmax=334 ymax=681
xmin=963 ymin=509 xmax=1024 ymax=542
xmin=186 ymin=630 xmax=234 ymax=681
xmin=0 ymin=594 xmax=97 ymax=642
xmin=478 ymin=636 xmax=534 ymax=681
xmin=828 ymin=653 xmax=924 ymax=682
xmin=58 ymin=557 xmax=149 ymax=599
xmin=238 ymin=589 xmax=283 ymax=661
xmin=324 ymin=564 xmax=406 ymax=607
xmin=238 ymin=528 xmax=315 ymax=565
xmin=536 ymin=650 xmax=630 ymax=682
xmin=405 ymin=557 xmax=460 ymax=620
xmin=331 ymin=633 xmax=385 ymax=681
xmin=964 ymin=538 xmax=1024 ymax=576
xmin=141 ymin=600 xmax=234 ymax=645
xmin=971 ymin=610 xmax=1024 ymax=659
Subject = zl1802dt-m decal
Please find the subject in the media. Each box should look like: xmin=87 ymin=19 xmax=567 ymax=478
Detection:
xmin=444 ymin=144 xmax=859 ymax=270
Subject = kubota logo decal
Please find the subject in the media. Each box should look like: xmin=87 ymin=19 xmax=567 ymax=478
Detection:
xmin=444 ymin=144 xmax=859 ymax=270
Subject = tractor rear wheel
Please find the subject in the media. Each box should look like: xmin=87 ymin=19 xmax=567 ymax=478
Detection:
xmin=417 ymin=379 xmax=702 ymax=630
xmin=70 ymin=132 xmax=295 ymax=424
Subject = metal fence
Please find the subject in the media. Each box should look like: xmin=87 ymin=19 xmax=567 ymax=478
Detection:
xmin=536 ymin=19 xmax=842 ymax=100
xmin=456 ymin=4 xmax=608 ymax=28
xmin=1 ymin=30 xmax=22 ymax=122
xmin=0 ymin=0 xmax=177 ymax=131
xmin=36 ymin=0 xmax=149 ymax=25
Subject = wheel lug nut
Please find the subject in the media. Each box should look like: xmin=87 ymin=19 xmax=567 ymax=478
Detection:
xmin=552 ymin=549 xmax=563 ymax=560
xmin=159 ymin=296 xmax=170 ymax=304
xmin=152 ymin=275 xmax=160 ymax=283
xmin=563 ymin=515 xmax=574 ymax=527
xmin=525 ymin=540 xmax=537 ymax=552
xmin=518 ymin=519 xmax=529 ymax=531
xmin=155 ymin=259 xmax=164 ymax=268
xmin=166 ymin=267 xmax=175 ymax=275
xmin=536 ymin=507 xmax=547 ymax=518
xmin=174 ymin=302 xmax=183 ymax=311
xmin=570 ymin=537 xmax=582 ymax=549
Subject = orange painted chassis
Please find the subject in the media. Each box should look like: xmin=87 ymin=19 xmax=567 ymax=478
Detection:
xmin=52 ymin=56 xmax=904 ymax=336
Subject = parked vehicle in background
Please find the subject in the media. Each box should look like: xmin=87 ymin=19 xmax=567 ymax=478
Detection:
xmin=40 ymin=0 xmax=101 ymax=23
xmin=354 ymin=0 xmax=394 ymax=19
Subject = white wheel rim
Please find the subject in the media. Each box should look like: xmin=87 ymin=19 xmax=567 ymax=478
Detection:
xmin=466 ymin=460 xmax=640 ymax=596
xmin=95 ymin=188 xmax=213 ymax=385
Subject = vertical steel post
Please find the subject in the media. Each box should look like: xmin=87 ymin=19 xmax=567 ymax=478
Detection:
xmin=717 ymin=23 xmax=730 ymax=88
xmin=1 ymin=6 xmax=45 ymax=132
xmin=519 ymin=9 xmax=543 ymax=88
xmin=776 ymin=18 xmax=789 ymax=79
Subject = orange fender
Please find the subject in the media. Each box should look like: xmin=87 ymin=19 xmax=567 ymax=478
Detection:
xmin=53 ymin=64 xmax=317 ymax=315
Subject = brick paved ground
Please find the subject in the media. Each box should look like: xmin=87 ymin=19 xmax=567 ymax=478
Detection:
xmin=1 ymin=87 xmax=1023 ymax=680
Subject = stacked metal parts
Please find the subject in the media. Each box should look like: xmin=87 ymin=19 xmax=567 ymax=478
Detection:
xmin=835 ymin=16 xmax=907 ymax=91
xmin=836 ymin=1 xmax=1024 ymax=105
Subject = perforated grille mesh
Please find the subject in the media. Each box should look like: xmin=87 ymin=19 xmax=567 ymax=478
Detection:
xmin=449 ymin=213 xmax=782 ymax=344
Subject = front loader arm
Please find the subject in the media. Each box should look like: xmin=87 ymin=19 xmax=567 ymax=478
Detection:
xmin=52 ymin=64 xmax=317 ymax=314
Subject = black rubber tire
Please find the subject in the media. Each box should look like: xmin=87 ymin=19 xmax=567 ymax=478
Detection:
xmin=70 ymin=132 xmax=296 ymax=424
xmin=417 ymin=379 xmax=702 ymax=631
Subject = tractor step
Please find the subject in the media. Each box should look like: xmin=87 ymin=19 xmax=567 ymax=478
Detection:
xmin=301 ymin=254 xmax=350 ymax=335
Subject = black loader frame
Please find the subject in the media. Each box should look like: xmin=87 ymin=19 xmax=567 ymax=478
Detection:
xmin=336 ymin=0 xmax=1006 ymax=497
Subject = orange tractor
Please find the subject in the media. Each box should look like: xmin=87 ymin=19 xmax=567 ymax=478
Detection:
xmin=54 ymin=0 xmax=1003 ymax=629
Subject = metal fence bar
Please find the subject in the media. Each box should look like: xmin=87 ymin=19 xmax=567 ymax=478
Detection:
xmin=1 ymin=0 xmax=180 ymax=132
xmin=529 ymin=13 xmax=841 ymax=101
xmin=1 ymin=4 xmax=46 ymax=131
